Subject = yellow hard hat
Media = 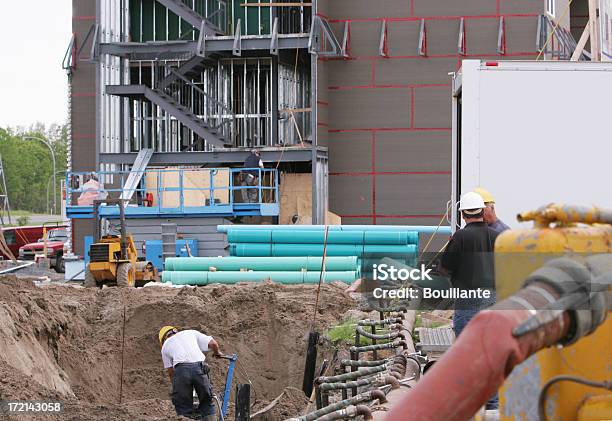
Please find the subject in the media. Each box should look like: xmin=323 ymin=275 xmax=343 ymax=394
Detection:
xmin=474 ymin=187 xmax=495 ymax=204
xmin=159 ymin=326 xmax=177 ymax=345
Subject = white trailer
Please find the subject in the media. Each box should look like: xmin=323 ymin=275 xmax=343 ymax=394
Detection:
xmin=451 ymin=60 xmax=612 ymax=231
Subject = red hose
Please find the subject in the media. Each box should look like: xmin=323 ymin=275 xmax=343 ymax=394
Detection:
xmin=384 ymin=282 xmax=569 ymax=421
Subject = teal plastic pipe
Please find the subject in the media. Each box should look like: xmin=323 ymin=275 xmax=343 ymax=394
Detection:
xmin=229 ymin=243 xmax=417 ymax=257
xmin=162 ymin=271 xmax=359 ymax=285
xmin=218 ymin=225 xmax=451 ymax=235
xmin=165 ymin=256 xmax=360 ymax=272
xmin=226 ymin=230 xmax=418 ymax=245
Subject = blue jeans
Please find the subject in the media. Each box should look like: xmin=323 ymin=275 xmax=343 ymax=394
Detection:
xmin=453 ymin=296 xmax=499 ymax=410
xmin=172 ymin=362 xmax=216 ymax=419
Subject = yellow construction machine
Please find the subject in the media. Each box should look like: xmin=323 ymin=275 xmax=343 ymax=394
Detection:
xmin=496 ymin=204 xmax=612 ymax=421
xmin=84 ymin=199 xmax=158 ymax=288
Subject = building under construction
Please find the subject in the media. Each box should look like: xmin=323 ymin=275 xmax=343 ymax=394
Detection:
xmin=66 ymin=0 xmax=583 ymax=255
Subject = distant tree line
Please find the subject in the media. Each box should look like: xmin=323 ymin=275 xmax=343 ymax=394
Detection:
xmin=0 ymin=123 xmax=68 ymax=214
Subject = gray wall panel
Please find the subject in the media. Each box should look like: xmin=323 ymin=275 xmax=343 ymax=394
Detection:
xmin=329 ymin=89 xmax=411 ymax=129
xmin=345 ymin=21 xmax=382 ymax=57
xmin=377 ymin=216 xmax=450 ymax=226
xmin=328 ymin=0 xmax=407 ymax=20
xmin=413 ymin=87 xmax=452 ymax=128
xmin=426 ymin=20 xmax=462 ymax=55
xmin=466 ymin=18 xmax=499 ymax=55
xmin=506 ymin=16 xmax=539 ymax=53
xmin=388 ymin=21 xmax=421 ymax=56
xmin=375 ymin=132 xmax=450 ymax=172
xmin=375 ymin=174 xmax=449 ymax=215
xmin=74 ymin=0 xmax=96 ymax=15
xmin=329 ymin=175 xmax=373 ymax=215
xmin=375 ymin=58 xmax=457 ymax=85
xmin=414 ymin=0 xmax=496 ymax=16
xmin=328 ymin=61 xmax=373 ymax=87
xmin=499 ymin=0 xmax=544 ymax=15
xmin=339 ymin=217 xmax=373 ymax=225
xmin=328 ymin=133 xmax=372 ymax=173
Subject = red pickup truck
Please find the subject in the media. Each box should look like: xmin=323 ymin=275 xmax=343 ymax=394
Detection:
xmin=18 ymin=228 xmax=69 ymax=273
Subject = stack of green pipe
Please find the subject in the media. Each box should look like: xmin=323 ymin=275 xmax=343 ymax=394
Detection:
xmin=227 ymin=230 xmax=419 ymax=245
xmin=162 ymin=256 xmax=361 ymax=286
xmin=165 ymin=256 xmax=360 ymax=272
xmin=229 ymin=243 xmax=417 ymax=258
xmin=162 ymin=270 xmax=360 ymax=285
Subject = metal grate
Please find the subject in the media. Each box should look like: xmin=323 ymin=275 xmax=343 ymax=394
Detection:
xmin=417 ymin=327 xmax=455 ymax=354
xmin=90 ymin=244 xmax=110 ymax=263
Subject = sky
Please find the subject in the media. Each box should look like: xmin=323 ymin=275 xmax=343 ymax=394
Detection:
xmin=0 ymin=0 xmax=72 ymax=129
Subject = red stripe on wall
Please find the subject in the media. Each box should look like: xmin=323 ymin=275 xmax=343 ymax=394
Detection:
xmin=318 ymin=122 xmax=329 ymax=127
xmin=317 ymin=100 xmax=329 ymax=106
xmin=322 ymin=52 xmax=538 ymax=62
xmin=73 ymin=16 xmax=96 ymax=20
xmin=329 ymin=127 xmax=451 ymax=133
xmin=330 ymin=171 xmax=451 ymax=176
xmin=329 ymin=13 xmax=539 ymax=24
xmin=329 ymin=83 xmax=450 ymax=91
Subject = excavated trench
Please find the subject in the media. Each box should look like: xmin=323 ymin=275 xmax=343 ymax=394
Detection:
xmin=0 ymin=276 xmax=355 ymax=420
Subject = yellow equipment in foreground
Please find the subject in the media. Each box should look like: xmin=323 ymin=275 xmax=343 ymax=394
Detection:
xmin=495 ymin=204 xmax=612 ymax=421
xmin=84 ymin=199 xmax=158 ymax=288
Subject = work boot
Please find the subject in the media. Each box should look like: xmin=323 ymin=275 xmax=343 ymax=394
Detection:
xmin=202 ymin=415 xmax=217 ymax=421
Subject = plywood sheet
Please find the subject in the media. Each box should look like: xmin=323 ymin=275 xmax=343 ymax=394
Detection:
xmin=280 ymin=173 xmax=312 ymax=224
xmin=145 ymin=169 xmax=230 ymax=208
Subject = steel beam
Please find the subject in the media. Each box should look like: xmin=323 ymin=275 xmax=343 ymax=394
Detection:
xmin=99 ymin=35 xmax=309 ymax=60
xmin=99 ymin=147 xmax=328 ymax=166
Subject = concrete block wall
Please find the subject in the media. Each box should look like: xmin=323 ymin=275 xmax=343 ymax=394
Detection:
xmin=319 ymin=0 xmax=545 ymax=227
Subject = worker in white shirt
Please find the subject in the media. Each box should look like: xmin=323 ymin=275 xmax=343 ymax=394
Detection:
xmin=159 ymin=326 xmax=224 ymax=421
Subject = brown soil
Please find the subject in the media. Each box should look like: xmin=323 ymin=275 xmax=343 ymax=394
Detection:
xmin=0 ymin=277 xmax=354 ymax=420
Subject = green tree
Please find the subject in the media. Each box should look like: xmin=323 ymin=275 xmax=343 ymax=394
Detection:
xmin=0 ymin=123 xmax=68 ymax=214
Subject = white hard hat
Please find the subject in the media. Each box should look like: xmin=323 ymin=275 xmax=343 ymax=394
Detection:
xmin=458 ymin=191 xmax=486 ymax=212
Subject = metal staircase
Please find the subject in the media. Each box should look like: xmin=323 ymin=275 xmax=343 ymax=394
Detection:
xmin=107 ymin=80 xmax=233 ymax=149
xmin=157 ymin=54 xmax=218 ymax=91
xmin=156 ymin=0 xmax=226 ymax=36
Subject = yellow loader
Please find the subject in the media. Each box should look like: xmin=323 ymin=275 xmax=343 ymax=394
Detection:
xmin=84 ymin=198 xmax=158 ymax=288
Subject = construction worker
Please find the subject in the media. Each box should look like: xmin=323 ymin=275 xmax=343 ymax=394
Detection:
xmin=441 ymin=191 xmax=500 ymax=335
xmin=241 ymin=149 xmax=264 ymax=203
xmin=440 ymin=191 xmax=500 ymax=409
xmin=159 ymin=326 xmax=224 ymax=421
xmin=474 ymin=187 xmax=510 ymax=233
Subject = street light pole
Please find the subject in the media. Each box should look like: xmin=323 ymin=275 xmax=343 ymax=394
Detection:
xmin=24 ymin=136 xmax=57 ymax=215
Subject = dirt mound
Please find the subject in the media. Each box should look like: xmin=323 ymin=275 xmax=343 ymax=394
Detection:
xmin=0 ymin=277 xmax=354 ymax=420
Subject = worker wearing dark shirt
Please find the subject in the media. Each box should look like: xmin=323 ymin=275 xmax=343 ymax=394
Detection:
xmin=441 ymin=191 xmax=500 ymax=410
xmin=442 ymin=191 xmax=499 ymax=335
xmin=441 ymin=221 xmax=498 ymax=291
xmin=241 ymin=149 xmax=263 ymax=203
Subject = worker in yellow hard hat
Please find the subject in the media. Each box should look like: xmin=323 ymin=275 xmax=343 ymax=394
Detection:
xmin=159 ymin=326 xmax=224 ymax=421
xmin=474 ymin=187 xmax=510 ymax=233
